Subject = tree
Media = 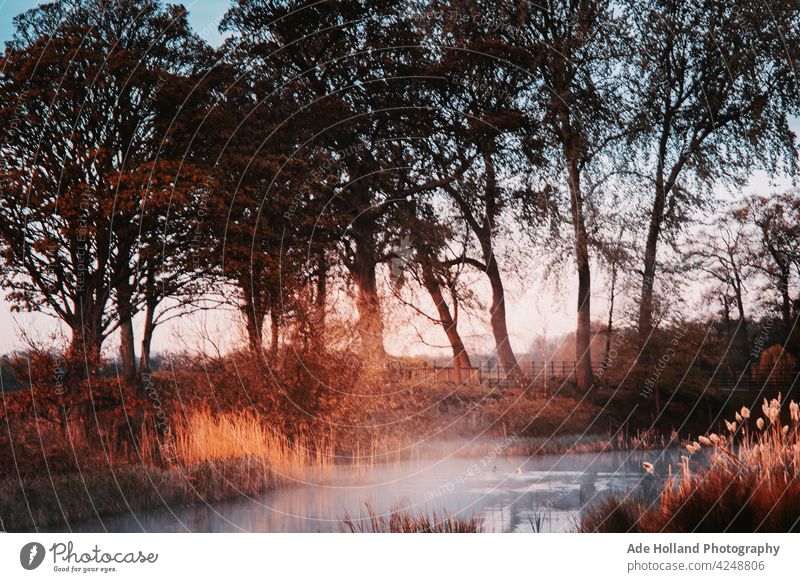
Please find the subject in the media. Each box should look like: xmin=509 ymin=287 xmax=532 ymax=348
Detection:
xmin=221 ymin=0 xmax=464 ymax=369
xmin=133 ymin=159 xmax=218 ymax=374
xmin=421 ymin=0 xmax=538 ymax=380
xmin=594 ymin=225 xmax=632 ymax=372
xmin=741 ymin=191 xmax=800 ymax=348
xmin=103 ymin=14 xmax=215 ymax=380
xmin=395 ymin=200 xmax=475 ymax=382
xmin=0 ymin=0 xmax=209 ymax=381
xmin=514 ymin=0 xmax=625 ymax=390
xmin=210 ymin=114 xmax=310 ymax=355
xmin=624 ymin=0 xmax=800 ymax=348
xmin=689 ymin=210 xmax=753 ymax=365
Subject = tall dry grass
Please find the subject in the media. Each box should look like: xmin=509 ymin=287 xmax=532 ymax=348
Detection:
xmin=147 ymin=409 xmax=333 ymax=479
xmin=582 ymin=394 xmax=800 ymax=532
xmin=0 ymin=410 xmax=333 ymax=532
xmin=339 ymin=502 xmax=483 ymax=533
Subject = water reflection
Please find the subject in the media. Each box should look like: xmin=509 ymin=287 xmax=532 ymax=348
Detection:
xmin=62 ymin=448 xmax=683 ymax=533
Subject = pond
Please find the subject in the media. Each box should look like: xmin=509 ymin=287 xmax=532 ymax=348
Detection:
xmin=60 ymin=446 xmax=684 ymax=533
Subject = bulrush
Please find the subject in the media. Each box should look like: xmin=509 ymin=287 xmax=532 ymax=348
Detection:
xmin=790 ymin=401 xmax=800 ymax=423
xmin=762 ymin=396 xmax=781 ymax=424
xmin=582 ymin=395 xmax=800 ymax=532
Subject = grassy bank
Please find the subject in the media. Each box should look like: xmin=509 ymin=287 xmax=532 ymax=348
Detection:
xmin=0 ymin=456 xmax=275 ymax=532
xmin=581 ymin=396 xmax=800 ymax=532
xmin=0 ymin=409 xmax=330 ymax=532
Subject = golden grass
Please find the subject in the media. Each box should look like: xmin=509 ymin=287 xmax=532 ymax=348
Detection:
xmin=339 ymin=502 xmax=483 ymax=533
xmin=0 ymin=410 xmax=335 ymax=532
xmin=582 ymin=394 xmax=800 ymax=532
xmin=151 ymin=409 xmax=333 ymax=480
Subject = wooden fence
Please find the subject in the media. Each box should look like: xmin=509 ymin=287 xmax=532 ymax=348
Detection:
xmin=714 ymin=367 xmax=800 ymax=395
xmin=390 ymin=360 xmax=605 ymax=388
xmin=388 ymin=359 xmax=800 ymax=396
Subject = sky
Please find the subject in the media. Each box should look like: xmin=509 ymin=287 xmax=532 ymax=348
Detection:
xmin=0 ymin=0 xmax=230 ymax=47
xmin=0 ymin=1 xmax=796 ymax=359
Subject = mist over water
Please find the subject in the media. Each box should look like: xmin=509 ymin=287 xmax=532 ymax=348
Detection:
xmin=60 ymin=446 xmax=683 ymax=533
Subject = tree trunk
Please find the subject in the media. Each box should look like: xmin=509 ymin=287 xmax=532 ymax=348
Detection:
xmin=421 ymin=262 xmax=472 ymax=383
xmin=477 ymin=146 xmax=519 ymax=380
xmin=64 ymin=303 xmax=105 ymax=426
xmin=575 ymin=259 xmax=593 ymax=390
xmin=270 ymin=309 xmax=280 ymax=357
xmin=638 ymin=180 xmax=667 ymax=348
xmin=119 ymin=316 xmax=137 ymax=382
xmin=720 ymin=294 xmax=735 ymax=374
xmin=731 ymin=266 xmax=750 ymax=363
xmin=779 ymin=270 xmax=791 ymax=331
xmin=602 ymin=265 xmax=617 ymax=372
xmin=765 ymin=236 xmax=792 ymax=339
xmin=116 ymin=280 xmax=138 ymax=382
xmin=66 ymin=321 xmax=102 ymax=381
xmin=315 ymin=249 xmax=327 ymax=334
xmin=139 ymin=300 xmax=156 ymax=375
xmin=485 ymin=252 xmax=520 ymax=379
xmin=722 ymin=294 xmax=732 ymax=341
xmin=242 ymin=291 xmax=267 ymax=354
xmin=567 ymin=162 xmax=593 ymax=391
xmin=352 ymin=233 xmax=386 ymax=369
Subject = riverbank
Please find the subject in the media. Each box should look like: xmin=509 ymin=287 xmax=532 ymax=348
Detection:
xmin=0 ymin=409 xmax=330 ymax=532
xmin=0 ymin=425 xmax=664 ymax=532
xmin=581 ymin=397 xmax=800 ymax=532
xmin=0 ymin=455 xmax=277 ymax=532
xmin=0 ymin=366 xmax=679 ymax=532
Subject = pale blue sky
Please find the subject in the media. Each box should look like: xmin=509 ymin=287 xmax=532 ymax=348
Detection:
xmin=0 ymin=0 xmax=230 ymax=46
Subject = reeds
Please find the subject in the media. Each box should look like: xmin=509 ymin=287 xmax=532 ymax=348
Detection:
xmin=339 ymin=502 xmax=483 ymax=533
xmin=0 ymin=410 xmax=333 ymax=531
xmin=155 ymin=409 xmax=333 ymax=479
xmin=582 ymin=394 xmax=800 ymax=532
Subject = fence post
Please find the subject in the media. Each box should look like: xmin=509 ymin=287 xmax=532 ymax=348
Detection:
xmin=542 ymin=361 xmax=546 ymax=395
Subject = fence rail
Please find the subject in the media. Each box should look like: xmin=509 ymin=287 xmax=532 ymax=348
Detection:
xmin=714 ymin=368 xmax=800 ymax=395
xmin=389 ymin=360 xmax=606 ymax=389
xmin=387 ymin=359 xmax=800 ymax=396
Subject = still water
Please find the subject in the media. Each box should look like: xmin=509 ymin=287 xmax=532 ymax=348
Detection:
xmin=63 ymin=447 xmax=683 ymax=533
